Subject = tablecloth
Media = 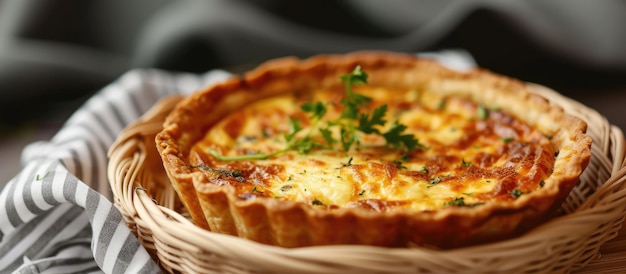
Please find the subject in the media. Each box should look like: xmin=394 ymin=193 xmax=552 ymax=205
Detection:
xmin=0 ymin=50 xmax=474 ymax=274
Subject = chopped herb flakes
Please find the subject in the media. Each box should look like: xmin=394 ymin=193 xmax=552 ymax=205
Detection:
xmin=444 ymin=197 xmax=466 ymax=207
xmin=461 ymin=159 xmax=472 ymax=167
xmin=312 ymin=199 xmax=324 ymax=206
xmin=192 ymin=165 xmax=245 ymax=182
xmin=511 ymin=189 xmax=524 ymax=199
xmin=428 ymin=174 xmax=450 ymax=187
xmin=392 ymin=160 xmax=407 ymax=169
xmin=437 ymin=99 xmax=446 ymax=110
xmin=430 ymin=177 xmax=442 ymax=185
xmin=342 ymin=157 xmax=354 ymax=167
xmin=444 ymin=197 xmax=483 ymax=208
xmin=477 ymin=105 xmax=489 ymax=120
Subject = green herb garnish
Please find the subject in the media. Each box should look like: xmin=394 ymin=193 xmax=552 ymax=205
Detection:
xmin=209 ymin=66 xmax=421 ymax=161
xmin=437 ymin=99 xmax=446 ymax=110
xmin=192 ymin=165 xmax=245 ymax=182
xmin=461 ymin=158 xmax=472 ymax=167
xmin=382 ymin=121 xmax=421 ymax=151
xmin=312 ymin=199 xmax=324 ymax=206
xmin=477 ymin=104 xmax=489 ymax=120
xmin=342 ymin=157 xmax=354 ymax=167
xmin=392 ymin=160 xmax=407 ymax=169
xmin=511 ymin=189 xmax=524 ymax=199
xmin=252 ymin=186 xmax=264 ymax=193
xmin=430 ymin=177 xmax=442 ymax=185
xmin=444 ymin=197 xmax=466 ymax=207
xmin=444 ymin=197 xmax=483 ymax=208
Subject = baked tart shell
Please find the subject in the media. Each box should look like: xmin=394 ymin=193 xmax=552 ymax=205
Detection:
xmin=156 ymin=51 xmax=591 ymax=248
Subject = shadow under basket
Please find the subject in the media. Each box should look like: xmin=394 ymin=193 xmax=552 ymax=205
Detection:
xmin=107 ymin=83 xmax=626 ymax=274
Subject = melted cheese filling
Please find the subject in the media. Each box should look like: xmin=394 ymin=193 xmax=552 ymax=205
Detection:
xmin=190 ymin=87 xmax=555 ymax=212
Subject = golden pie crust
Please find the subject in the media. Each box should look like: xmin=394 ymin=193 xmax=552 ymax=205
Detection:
xmin=156 ymin=51 xmax=592 ymax=248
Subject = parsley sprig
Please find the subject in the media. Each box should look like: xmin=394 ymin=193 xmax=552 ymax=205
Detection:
xmin=209 ymin=66 xmax=421 ymax=161
xmin=207 ymin=115 xmax=319 ymax=161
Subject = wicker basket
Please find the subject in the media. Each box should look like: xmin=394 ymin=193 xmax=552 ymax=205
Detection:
xmin=107 ymin=83 xmax=626 ymax=274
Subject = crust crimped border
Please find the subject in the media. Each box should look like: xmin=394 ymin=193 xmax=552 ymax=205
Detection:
xmin=156 ymin=51 xmax=592 ymax=248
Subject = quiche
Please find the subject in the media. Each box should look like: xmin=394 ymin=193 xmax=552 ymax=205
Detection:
xmin=156 ymin=51 xmax=591 ymax=248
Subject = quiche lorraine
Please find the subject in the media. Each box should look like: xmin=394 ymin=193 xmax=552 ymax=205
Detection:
xmin=156 ymin=51 xmax=591 ymax=248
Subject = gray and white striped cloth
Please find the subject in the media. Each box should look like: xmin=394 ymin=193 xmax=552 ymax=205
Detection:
xmin=0 ymin=69 xmax=232 ymax=274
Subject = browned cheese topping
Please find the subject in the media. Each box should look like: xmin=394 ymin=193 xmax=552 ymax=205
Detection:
xmin=190 ymin=85 xmax=554 ymax=212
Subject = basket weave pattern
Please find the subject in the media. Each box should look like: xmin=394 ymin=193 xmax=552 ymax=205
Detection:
xmin=108 ymin=84 xmax=626 ymax=273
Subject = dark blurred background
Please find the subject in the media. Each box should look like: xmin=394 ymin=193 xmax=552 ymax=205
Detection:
xmin=1 ymin=0 xmax=626 ymax=183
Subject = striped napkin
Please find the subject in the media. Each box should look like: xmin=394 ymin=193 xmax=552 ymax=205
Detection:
xmin=0 ymin=69 xmax=232 ymax=273
xmin=0 ymin=51 xmax=474 ymax=274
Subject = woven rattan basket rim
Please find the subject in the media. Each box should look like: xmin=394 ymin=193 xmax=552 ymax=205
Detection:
xmin=107 ymin=83 xmax=626 ymax=273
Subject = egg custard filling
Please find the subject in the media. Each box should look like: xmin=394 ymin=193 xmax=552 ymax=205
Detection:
xmin=189 ymin=70 xmax=553 ymax=212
